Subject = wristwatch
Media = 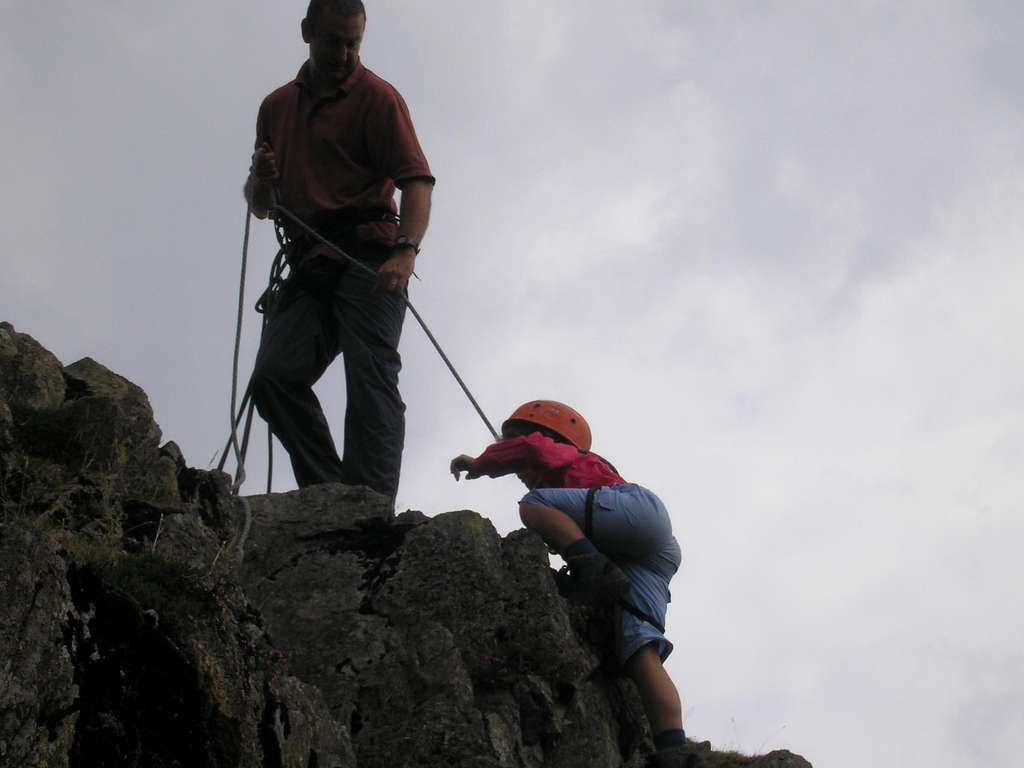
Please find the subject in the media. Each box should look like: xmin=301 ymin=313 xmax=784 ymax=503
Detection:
xmin=393 ymin=236 xmax=420 ymax=254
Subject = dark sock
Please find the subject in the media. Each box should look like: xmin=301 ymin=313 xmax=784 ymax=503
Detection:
xmin=654 ymin=729 xmax=687 ymax=751
xmin=562 ymin=538 xmax=599 ymax=560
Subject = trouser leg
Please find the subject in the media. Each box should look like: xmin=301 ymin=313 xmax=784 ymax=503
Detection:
xmin=250 ymin=285 xmax=345 ymax=487
xmin=330 ymin=246 xmax=407 ymax=499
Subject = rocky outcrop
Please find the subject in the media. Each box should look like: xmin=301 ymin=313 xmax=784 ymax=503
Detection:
xmin=0 ymin=323 xmax=350 ymax=768
xmin=0 ymin=322 xmax=813 ymax=768
xmin=235 ymin=490 xmax=637 ymax=768
xmin=0 ymin=322 xmax=66 ymax=411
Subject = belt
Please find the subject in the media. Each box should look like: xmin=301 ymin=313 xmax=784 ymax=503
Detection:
xmin=305 ymin=207 xmax=399 ymax=230
xmin=282 ymin=208 xmax=395 ymax=256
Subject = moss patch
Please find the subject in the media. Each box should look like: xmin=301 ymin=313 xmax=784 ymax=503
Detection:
xmin=91 ymin=551 xmax=215 ymax=638
xmin=52 ymin=528 xmax=215 ymax=639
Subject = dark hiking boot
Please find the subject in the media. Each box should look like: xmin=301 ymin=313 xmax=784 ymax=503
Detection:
xmin=649 ymin=744 xmax=707 ymax=768
xmin=567 ymin=551 xmax=631 ymax=602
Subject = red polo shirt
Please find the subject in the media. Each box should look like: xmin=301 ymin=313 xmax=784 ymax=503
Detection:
xmin=255 ymin=61 xmax=434 ymax=223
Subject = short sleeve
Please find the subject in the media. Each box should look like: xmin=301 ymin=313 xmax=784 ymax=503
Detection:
xmin=365 ymin=87 xmax=435 ymax=187
xmin=255 ymin=97 xmax=271 ymax=150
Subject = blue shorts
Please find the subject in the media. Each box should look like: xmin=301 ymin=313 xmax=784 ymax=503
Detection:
xmin=520 ymin=483 xmax=682 ymax=666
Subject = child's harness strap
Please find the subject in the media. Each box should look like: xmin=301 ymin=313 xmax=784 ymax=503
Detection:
xmin=583 ymin=487 xmax=666 ymax=635
xmin=584 ymin=487 xmax=597 ymax=538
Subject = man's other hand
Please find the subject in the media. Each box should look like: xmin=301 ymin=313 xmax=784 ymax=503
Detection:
xmin=375 ymin=249 xmax=416 ymax=293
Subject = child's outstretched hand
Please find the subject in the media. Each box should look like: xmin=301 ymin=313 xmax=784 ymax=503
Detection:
xmin=450 ymin=455 xmax=477 ymax=481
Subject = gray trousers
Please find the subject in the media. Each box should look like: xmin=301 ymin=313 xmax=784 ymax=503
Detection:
xmin=250 ymin=227 xmax=406 ymax=498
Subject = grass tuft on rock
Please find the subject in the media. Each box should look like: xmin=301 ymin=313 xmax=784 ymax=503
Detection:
xmin=50 ymin=527 xmax=216 ymax=639
xmin=93 ymin=550 xmax=216 ymax=638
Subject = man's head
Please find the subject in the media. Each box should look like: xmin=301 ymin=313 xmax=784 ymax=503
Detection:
xmin=301 ymin=0 xmax=367 ymax=85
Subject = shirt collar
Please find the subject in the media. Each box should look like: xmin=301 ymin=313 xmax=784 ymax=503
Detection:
xmin=294 ymin=60 xmax=366 ymax=97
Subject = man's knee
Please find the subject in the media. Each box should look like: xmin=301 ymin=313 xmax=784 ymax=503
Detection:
xmin=248 ymin=357 xmax=287 ymax=415
xmin=343 ymin=340 xmax=402 ymax=391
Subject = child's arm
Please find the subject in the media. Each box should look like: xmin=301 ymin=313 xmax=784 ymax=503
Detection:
xmin=450 ymin=433 xmax=578 ymax=481
xmin=450 ymin=454 xmax=476 ymax=480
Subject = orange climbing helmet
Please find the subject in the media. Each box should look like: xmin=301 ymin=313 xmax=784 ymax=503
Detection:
xmin=502 ymin=400 xmax=592 ymax=452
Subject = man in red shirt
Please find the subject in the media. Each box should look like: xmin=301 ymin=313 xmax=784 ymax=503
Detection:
xmin=245 ymin=0 xmax=434 ymax=499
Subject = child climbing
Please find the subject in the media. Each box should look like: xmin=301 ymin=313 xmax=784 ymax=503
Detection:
xmin=450 ymin=400 xmax=705 ymax=768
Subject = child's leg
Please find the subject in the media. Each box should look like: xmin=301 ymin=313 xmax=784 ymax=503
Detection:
xmin=626 ymin=644 xmax=706 ymax=766
xmin=521 ymin=485 xmax=668 ymax=557
xmin=518 ymin=495 xmax=630 ymax=600
xmin=624 ymin=643 xmax=683 ymax=734
xmin=518 ymin=503 xmax=586 ymax=551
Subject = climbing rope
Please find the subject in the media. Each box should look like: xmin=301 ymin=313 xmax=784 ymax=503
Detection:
xmin=271 ymin=200 xmax=499 ymax=442
xmin=218 ymin=199 xmax=498 ymax=495
xmin=221 ymin=205 xmax=253 ymax=494
xmin=217 ymin=204 xmax=281 ymax=494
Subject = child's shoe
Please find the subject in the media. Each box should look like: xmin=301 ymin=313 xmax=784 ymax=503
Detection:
xmin=567 ymin=551 xmax=631 ymax=602
xmin=649 ymin=744 xmax=706 ymax=768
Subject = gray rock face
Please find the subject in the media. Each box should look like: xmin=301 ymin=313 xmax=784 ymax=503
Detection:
xmin=0 ymin=522 xmax=78 ymax=768
xmin=0 ymin=399 xmax=12 ymax=450
xmin=0 ymin=321 xmax=66 ymax=411
xmin=0 ymin=324 xmax=814 ymax=768
xmin=751 ymin=751 xmax=815 ymax=767
xmin=1 ymin=327 xmax=180 ymax=529
xmin=235 ymin=491 xmax=664 ymax=768
xmin=0 ymin=521 xmax=353 ymax=768
xmin=0 ymin=322 xmax=352 ymax=768
xmin=19 ymin=355 xmax=180 ymax=508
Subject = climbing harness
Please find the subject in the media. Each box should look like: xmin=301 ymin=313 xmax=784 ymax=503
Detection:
xmin=584 ymin=488 xmax=597 ymax=542
xmin=218 ymin=196 xmax=498 ymax=494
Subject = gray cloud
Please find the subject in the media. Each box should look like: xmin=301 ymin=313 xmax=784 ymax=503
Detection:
xmin=3 ymin=2 xmax=1022 ymax=766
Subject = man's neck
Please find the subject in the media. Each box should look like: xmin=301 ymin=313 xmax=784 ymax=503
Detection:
xmin=308 ymin=68 xmax=337 ymax=98
xmin=306 ymin=60 xmax=360 ymax=98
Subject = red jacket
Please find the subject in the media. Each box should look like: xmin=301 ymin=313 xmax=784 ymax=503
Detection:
xmin=469 ymin=433 xmax=626 ymax=489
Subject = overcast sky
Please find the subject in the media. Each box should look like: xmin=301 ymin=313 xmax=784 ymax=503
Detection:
xmin=3 ymin=1 xmax=1023 ymax=766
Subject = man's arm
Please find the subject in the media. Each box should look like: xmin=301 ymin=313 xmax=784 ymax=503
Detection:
xmin=376 ymin=179 xmax=433 ymax=293
xmin=397 ymin=179 xmax=433 ymax=245
xmin=244 ymin=142 xmax=278 ymax=219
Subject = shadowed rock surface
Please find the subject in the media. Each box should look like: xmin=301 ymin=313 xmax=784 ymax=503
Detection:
xmin=0 ymin=322 xmax=812 ymax=768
